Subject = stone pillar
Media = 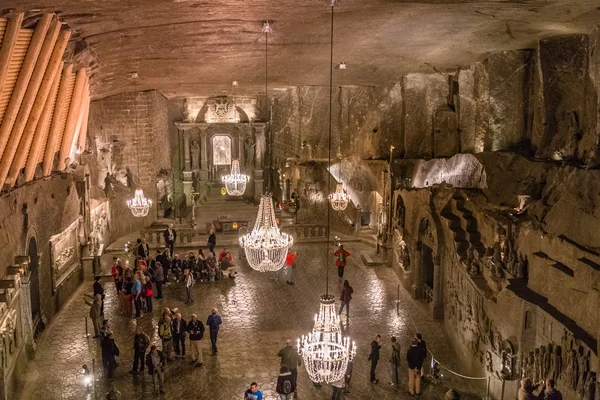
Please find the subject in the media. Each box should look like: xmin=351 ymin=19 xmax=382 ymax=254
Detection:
xmin=254 ymin=169 xmax=264 ymax=202
xmin=429 ymin=258 xmax=444 ymax=319
xmin=182 ymin=130 xmax=193 ymax=203
xmin=255 ymin=125 xmax=266 ymax=169
xmin=199 ymin=127 xmax=209 ymax=181
xmin=411 ymin=241 xmax=423 ymax=300
xmin=18 ymin=275 xmax=35 ymax=359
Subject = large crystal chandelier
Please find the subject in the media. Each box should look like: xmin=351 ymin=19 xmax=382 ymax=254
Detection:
xmin=329 ymin=182 xmax=349 ymax=211
xmin=222 ymin=160 xmax=249 ymax=196
xmin=298 ymin=295 xmax=356 ymax=383
xmin=298 ymin=0 xmax=356 ymax=384
xmin=240 ymin=194 xmax=293 ymax=272
xmin=127 ymin=189 xmax=152 ymax=217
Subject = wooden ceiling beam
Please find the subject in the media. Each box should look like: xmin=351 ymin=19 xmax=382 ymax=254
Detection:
xmin=42 ymin=63 xmax=73 ymax=177
xmin=76 ymin=93 xmax=90 ymax=152
xmin=0 ymin=13 xmax=24 ymax=94
xmin=0 ymin=13 xmax=52 ymax=163
xmin=70 ymin=89 xmax=89 ymax=159
xmin=23 ymin=62 xmax=63 ymax=182
xmin=57 ymin=68 xmax=87 ymax=171
xmin=0 ymin=17 xmax=60 ymax=188
xmin=7 ymin=28 xmax=69 ymax=187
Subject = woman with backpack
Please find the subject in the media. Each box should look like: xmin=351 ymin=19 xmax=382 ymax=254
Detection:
xmin=145 ymin=278 xmax=154 ymax=313
xmin=333 ymin=245 xmax=350 ymax=281
xmin=276 ymin=366 xmax=294 ymax=400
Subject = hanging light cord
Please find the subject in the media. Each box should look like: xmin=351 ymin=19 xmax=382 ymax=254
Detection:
xmin=135 ymin=81 xmax=141 ymax=182
xmin=265 ymin=25 xmax=269 ymax=191
xmin=325 ymin=2 xmax=334 ymax=297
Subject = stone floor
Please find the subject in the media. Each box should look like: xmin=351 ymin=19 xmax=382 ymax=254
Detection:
xmin=18 ymin=241 xmax=485 ymax=400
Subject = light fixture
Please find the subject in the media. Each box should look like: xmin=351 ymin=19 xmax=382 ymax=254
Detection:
xmin=222 ymin=159 xmax=249 ymax=196
xmin=240 ymin=194 xmax=293 ymax=272
xmin=127 ymin=74 xmax=153 ymax=217
xmin=263 ymin=20 xmax=272 ymax=191
xmin=298 ymin=0 xmax=356 ymax=384
xmin=82 ymin=364 xmax=92 ymax=388
xmin=329 ymin=182 xmax=350 ymax=211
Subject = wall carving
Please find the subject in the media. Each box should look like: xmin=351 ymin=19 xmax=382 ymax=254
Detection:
xmin=49 ymin=220 xmax=80 ymax=291
xmin=205 ymin=96 xmax=237 ymax=123
xmin=89 ymin=201 xmax=110 ymax=256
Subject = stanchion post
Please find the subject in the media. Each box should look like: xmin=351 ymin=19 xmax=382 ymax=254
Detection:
xmin=92 ymin=358 xmax=96 ymax=393
xmin=83 ymin=317 xmax=90 ymax=338
xmin=486 ymin=376 xmax=490 ymax=399
xmin=396 ymin=284 xmax=400 ymax=315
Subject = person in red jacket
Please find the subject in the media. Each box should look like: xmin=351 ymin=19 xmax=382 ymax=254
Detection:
xmin=111 ymin=257 xmax=123 ymax=293
xmin=333 ymin=245 xmax=350 ymax=281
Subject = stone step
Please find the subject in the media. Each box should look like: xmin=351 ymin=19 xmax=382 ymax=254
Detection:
xmin=360 ymin=251 xmax=385 ymax=267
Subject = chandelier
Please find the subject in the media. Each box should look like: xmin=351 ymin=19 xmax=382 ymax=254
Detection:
xmin=127 ymin=189 xmax=152 ymax=217
xmin=329 ymin=182 xmax=349 ymax=211
xmin=240 ymin=194 xmax=293 ymax=272
xmin=298 ymin=295 xmax=356 ymax=383
xmin=222 ymin=160 xmax=249 ymax=196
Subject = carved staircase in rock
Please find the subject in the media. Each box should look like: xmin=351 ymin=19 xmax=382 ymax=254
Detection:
xmin=441 ymin=196 xmax=486 ymax=261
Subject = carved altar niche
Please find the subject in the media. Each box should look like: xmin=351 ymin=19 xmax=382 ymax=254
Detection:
xmin=49 ymin=220 xmax=80 ymax=292
xmin=196 ymin=96 xmax=250 ymax=123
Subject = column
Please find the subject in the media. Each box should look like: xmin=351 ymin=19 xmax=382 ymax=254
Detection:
xmin=199 ymin=127 xmax=209 ymax=181
xmin=182 ymin=130 xmax=193 ymax=203
xmin=411 ymin=241 xmax=423 ymax=300
xmin=19 ymin=273 xmax=35 ymax=359
xmin=429 ymin=257 xmax=444 ymax=319
xmin=254 ymin=125 xmax=266 ymax=201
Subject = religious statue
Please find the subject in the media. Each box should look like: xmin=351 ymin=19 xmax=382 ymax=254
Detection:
xmin=255 ymin=130 xmax=266 ymax=168
xmin=191 ymin=140 xmax=200 ymax=170
xmin=525 ymin=351 xmax=535 ymax=379
xmin=568 ymin=349 xmax=578 ymax=389
xmin=182 ymin=98 xmax=190 ymax=122
xmin=485 ymin=351 xmax=494 ymax=372
xmin=583 ymin=371 xmax=596 ymax=400
xmin=549 ymin=345 xmax=562 ymax=382
xmin=543 ymin=344 xmax=552 ymax=380
xmin=533 ymin=348 xmax=541 ymax=382
xmin=244 ymin=136 xmax=255 ymax=169
xmin=402 ymin=243 xmax=410 ymax=269
xmin=577 ymin=347 xmax=589 ymax=395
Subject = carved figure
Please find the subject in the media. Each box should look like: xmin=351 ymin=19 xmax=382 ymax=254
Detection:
xmin=517 ymin=254 xmax=528 ymax=279
xmin=549 ymin=345 xmax=562 ymax=382
xmin=191 ymin=140 xmax=200 ymax=170
xmin=542 ymin=344 xmax=552 ymax=380
xmin=533 ymin=348 xmax=541 ymax=382
xmin=525 ymin=351 xmax=535 ymax=379
xmin=244 ymin=136 xmax=255 ymax=169
xmin=182 ymin=98 xmax=190 ymax=122
xmin=485 ymin=351 xmax=493 ymax=372
xmin=577 ymin=347 xmax=589 ymax=395
xmin=255 ymin=131 xmax=266 ymax=168
xmin=583 ymin=371 xmax=596 ymax=400
xmin=568 ymin=349 xmax=578 ymax=389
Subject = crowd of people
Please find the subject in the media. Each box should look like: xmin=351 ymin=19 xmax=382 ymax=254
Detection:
xmin=89 ymin=227 xmax=469 ymax=399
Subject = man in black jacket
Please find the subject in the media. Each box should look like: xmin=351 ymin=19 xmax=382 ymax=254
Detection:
xmin=130 ymin=326 xmax=149 ymax=375
xmin=368 ymin=334 xmax=382 ymax=383
xmin=146 ymin=345 xmax=166 ymax=394
xmin=156 ymin=249 xmax=171 ymax=283
xmin=407 ymin=338 xmax=426 ymax=395
xmin=101 ymin=332 xmax=119 ymax=379
xmin=172 ymin=312 xmax=187 ymax=358
xmin=136 ymin=238 xmax=150 ymax=259
xmin=187 ymin=314 xmax=205 ymax=367
xmin=93 ymin=275 xmax=105 ymax=315
xmin=164 ymin=223 xmax=177 ymax=257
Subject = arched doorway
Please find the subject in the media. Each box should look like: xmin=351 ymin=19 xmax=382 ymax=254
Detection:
xmin=27 ymin=237 xmax=42 ymax=338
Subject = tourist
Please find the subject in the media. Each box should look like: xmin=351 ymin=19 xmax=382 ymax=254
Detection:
xmin=136 ymin=238 xmax=150 ymax=259
xmin=172 ymin=312 xmax=187 ymax=358
xmin=445 ymin=388 xmax=461 ymax=400
xmin=368 ymin=334 xmax=382 ymax=383
xmin=389 ymin=336 xmax=401 ymax=387
xmin=219 ymin=248 xmax=236 ymax=278
xmin=208 ymin=229 xmax=217 ymax=253
xmin=158 ymin=315 xmax=173 ymax=361
xmin=407 ymin=337 xmax=426 ymax=395
xmin=206 ymin=251 xmax=217 ymax=281
xmin=171 ymin=254 xmax=182 ymax=282
xmin=110 ymin=257 xmax=123 ymax=293
xmin=154 ymin=261 xmax=164 ymax=300
xmin=344 ymin=360 xmax=353 ymax=394
xmin=144 ymin=277 xmax=153 ymax=313
xmin=87 ymin=293 xmax=102 ymax=338
xmin=130 ymin=326 xmax=149 ymax=375
xmin=276 ymin=366 xmax=294 ymax=400
xmin=538 ymin=379 xmax=563 ymax=400
xmin=244 ymin=382 xmax=263 ymax=400
xmin=332 ymin=375 xmax=345 ymax=400
xmin=160 ymin=307 xmax=172 ymax=324
xmin=518 ymin=378 xmax=539 ymax=400
xmin=277 ymin=339 xmax=302 ymax=393
xmin=101 ymin=332 xmax=119 ymax=379
xmin=339 ymin=280 xmax=353 ymax=319
xmin=164 ymin=223 xmax=176 ymax=257
xmin=132 ymin=275 xmax=143 ymax=318
xmin=333 ymin=245 xmax=350 ymax=281
xmin=184 ymin=268 xmax=194 ymax=304
xmin=123 ymin=276 xmax=134 ymax=316
xmin=284 ymin=250 xmax=297 ymax=285
xmin=187 ymin=314 xmax=205 ymax=367
xmin=156 ymin=248 xmax=171 ymax=282
xmin=416 ymin=332 xmax=427 ymax=376
xmin=100 ymin=319 xmax=112 ymax=341
xmin=93 ymin=275 xmax=105 ymax=315
xmin=207 ymin=308 xmax=222 ymax=354
xmin=146 ymin=345 xmax=166 ymax=394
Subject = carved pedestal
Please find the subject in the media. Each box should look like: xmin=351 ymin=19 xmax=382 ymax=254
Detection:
xmin=254 ymin=169 xmax=264 ymax=202
xmin=182 ymin=171 xmax=193 ymax=204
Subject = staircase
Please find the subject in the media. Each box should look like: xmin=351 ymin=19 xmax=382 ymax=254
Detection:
xmin=358 ymin=226 xmax=377 ymax=248
xmin=194 ymin=187 xmax=258 ymax=233
xmin=441 ymin=196 xmax=485 ymax=261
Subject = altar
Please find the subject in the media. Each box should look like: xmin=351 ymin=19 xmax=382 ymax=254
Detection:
xmin=174 ymin=95 xmax=267 ymax=203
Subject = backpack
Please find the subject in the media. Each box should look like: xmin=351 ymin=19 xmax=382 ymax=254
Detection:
xmin=145 ymin=281 xmax=153 ymax=291
xmin=282 ymin=379 xmax=292 ymax=394
xmin=338 ymin=251 xmax=346 ymax=263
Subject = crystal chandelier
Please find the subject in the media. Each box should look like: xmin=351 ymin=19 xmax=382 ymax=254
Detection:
xmin=240 ymin=194 xmax=293 ymax=272
xmin=329 ymin=182 xmax=349 ymax=211
xmin=298 ymin=295 xmax=356 ymax=383
xmin=222 ymin=160 xmax=249 ymax=196
xmin=127 ymin=189 xmax=152 ymax=217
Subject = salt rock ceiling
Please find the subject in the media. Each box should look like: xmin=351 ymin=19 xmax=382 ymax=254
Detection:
xmin=3 ymin=0 xmax=600 ymax=100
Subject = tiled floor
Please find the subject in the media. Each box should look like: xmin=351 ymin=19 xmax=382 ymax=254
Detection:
xmin=18 ymin=241 xmax=485 ymax=400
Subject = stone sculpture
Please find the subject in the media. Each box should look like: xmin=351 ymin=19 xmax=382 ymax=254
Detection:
xmin=191 ymin=140 xmax=200 ymax=170
xmin=533 ymin=348 xmax=541 ymax=382
xmin=568 ymin=349 xmax=578 ymax=389
xmin=182 ymin=98 xmax=190 ymax=122
xmin=583 ymin=371 xmax=596 ymax=400
xmin=577 ymin=347 xmax=589 ymax=395
xmin=549 ymin=345 xmax=562 ymax=382
xmin=517 ymin=254 xmax=528 ymax=279
xmin=543 ymin=344 xmax=552 ymax=380
xmin=244 ymin=136 xmax=255 ymax=168
xmin=485 ymin=351 xmax=493 ymax=372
